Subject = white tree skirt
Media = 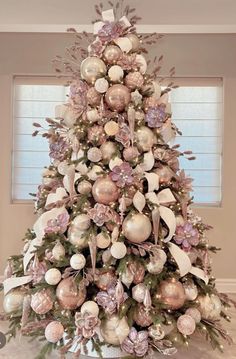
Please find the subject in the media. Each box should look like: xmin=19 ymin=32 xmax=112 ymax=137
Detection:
xmin=69 ymin=339 xmax=126 ymax=358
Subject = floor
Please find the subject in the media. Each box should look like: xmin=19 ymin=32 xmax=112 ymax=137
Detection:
xmin=0 ymin=295 xmax=235 ymax=359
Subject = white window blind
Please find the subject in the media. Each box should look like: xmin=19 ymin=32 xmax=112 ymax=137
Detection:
xmin=12 ymin=76 xmax=223 ymax=205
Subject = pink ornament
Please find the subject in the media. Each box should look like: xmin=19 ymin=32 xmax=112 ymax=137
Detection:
xmin=123 ymin=146 xmax=139 ymax=161
xmin=105 ymin=84 xmax=131 ymax=112
xmin=56 ymin=277 xmax=86 ymax=310
xmin=31 ymin=289 xmax=53 ymax=314
xmin=92 ymin=176 xmax=119 ymax=205
xmin=133 ymin=304 xmax=153 ymax=327
xmin=45 ymin=321 xmax=64 ymax=343
xmin=177 ymin=314 xmax=196 ymax=336
xmin=144 ymin=96 xmax=160 ymax=112
xmin=125 ymin=71 xmax=144 ymax=90
xmin=87 ymin=87 xmax=101 ymax=106
xmin=156 ymin=278 xmax=186 ymax=310
xmin=185 ymin=308 xmax=201 ymax=323
xmin=103 ymin=45 xmax=122 ymax=64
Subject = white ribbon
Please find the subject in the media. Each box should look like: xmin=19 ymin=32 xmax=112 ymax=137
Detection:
xmin=3 ymin=275 xmax=32 ymax=295
xmin=94 ymin=9 xmax=131 ymax=34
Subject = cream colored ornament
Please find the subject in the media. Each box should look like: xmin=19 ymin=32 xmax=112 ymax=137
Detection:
xmin=114 ymin=37 xmax=132 ymax=53
xmin=73 ymin=214 xmax=91 ymax=231
xmin=52 ymin=242 xmax=65 ymax=261
xmin=57 ymin=161 xmax=70 ymax=175
xmin=100 ymin=315 xmax=130 ymax=345
xmin=183 ymin=281 xmax=198 ymax=301
xmin=147 ymin=258 xmax=164 ymax=275
xmin=100 ymin=141 xmax=117 ymax=162
xmin=140 ymin=151 xmax=155 ymax=172
xmin=136 ymin=54 xmax=147 ymax=74
xmin=87 ymin=165 xmax=104 ymax=181
xmin=55 ymin=104 xmax=77 ymax=128
xmin=95 ymin=77 xmax=109 ymax=93
xmin=198 ymin=294 xmax=222 ymax=320
xmin=77 ymin=180 xmax=92 ymax=195
xmin=68 ymin=227 xmax=87 ymax=249
xmin=45 ymin=321 xmax=64 ymax=343
xmin=3 ymin=289 xmax=25 ymax=314
xmin=132 ymin=283 xmax=146 ymax=303
xmin=109 ymin=157 xmax=123 ymax=170
xmin=135 ymin=126 xmax=155 ymax=152
xmin=45 ymin=268 xmax=61 ymax=286
xmin=102 ymin=248 xmax=112 ymax=263
xmin=126 ymin=33 xmax=140 ymax=52
xmin=87 ymin=147 xmax=102 ymax=163
xmin=96 ymin=232 xmax=111 ymax=249
xmin=104 ymin=121 xmax=119 ymax=136
xmin=110 ymin=242 xmax=127 ymax=259
xmin=80 ymin=57 xmax=107 ymax=84
xmin=70 ymin=253 xmax=86 ymax=270
xmin=122 ymin=213 xmax=152 ymax=243
xmin=81 ymin=301 xmax=99 ymax=317
xmin=108 ymin=65 xmax=124 ymax=82
xmin=86 ymin=109 xmax=100 ymax=123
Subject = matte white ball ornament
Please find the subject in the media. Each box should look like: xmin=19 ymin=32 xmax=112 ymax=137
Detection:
xmin=108 ymin=65 xmax=124 ymax=82
xmin=95 ymin=77 xmax=109 ymax=93
xmin=132 ymin=283 xmax=146 ymax=303
xmin=110 ymin=242 xmax=127 ymax=259
xmin=86 ymin=109 xmax=100 ymax=123
xmin=96 ymin=232 xmax=111 ymax=249
xmin=81 ymin=301 xmax=99 ymax=317
xmin=100 ymin=315 xmax=130 ymax=345
xmin=45 ymin=321 xmax=64 ymax=343
xmin=70 ymin=253 xmax=86 ymax=270
xmin=45 ymin=268 xmax=62 ymax=286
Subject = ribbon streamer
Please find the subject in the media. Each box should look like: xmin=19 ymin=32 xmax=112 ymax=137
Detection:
xmin=94 ymin=9 xmax=131 ymax=35
xmin=3 ymin=275 xmax=32 ymax=295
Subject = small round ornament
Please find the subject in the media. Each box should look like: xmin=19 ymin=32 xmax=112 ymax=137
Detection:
xmin=86 ymin=109 xmax=100 ymax=123
xmin=154 ymin=166 xmax=174 ymax=184
xmin=3 ymin=289 xmax=25 ymax=314
xmin=185 ymin=308 xmax=201 ymax=323
xmin=148 ymin=324 xmax=165 ymax=341
xmin=87 ymin=147 xmax=102 ymax=163
xmin=56 ymin=277 xmax=86 ymax=310
xmin=108 ymin=65 xmax=124 ymax=82
xmin=198 ymin=294 xmax=222 ymax=320
xmin=105 ymin=84 xmax=131 ymax=112
xmin=70 ymin=253 xmax=86 ymax=270
xmin=104 ymin=120 xmax=119 ymax=136
xmin=81 ymin=301 xmax=99 ymax=317
xmin=73 ymin=214 xmax=91 ymax=231
xmin=80 ymin=57 xmax=107 ymax=84
xmin=132 ymin=283 xmax=146 ymax=303
xmin=125 ymin=71 xmax=144 ymax=90
xmin=177 ymin=314 xmax=196 ymax=336
xmin=87 ymin=165 xmax=104 ymax=181
xmin=96 ymin=232 xmax=111 ymax=249
xmin=134 ymin=304 xmax=153 ymax=327
xmin=146 ymin=257 xmax=164 ymax=275
xmin=95 ymin=77 xmax=109 ymax=93
xmin=31 ymin=289 xmax=53 ymax=314
xmin=123 ymin=146 xmax=139 ymax=162
xmin=103 ymin=45 xmax=122 ymax=64
xmin=95 ymin=270 xmax=116 ymax=291
xmin=57 ymin=161 xmax=70 ymax=175
xmin=77 ymin=180 xmax=92 ymax=195
xmin=135 ymin=126 xmax=155 ymax=152
xmin=87 ymin=87 xmax=102 ymax=106
xmin=122 ymin=213 xmax=152 ymax=243
xmin=183 ymin=281 xmax=198 ymax=301
xmin=110 ymin=242 xmax=127 ymax=259
xmin=92 ymin=176 xmax=119 ymax=205
xmin=45 ymin=321 xmax=64 ymax=343
xmin=100 ymin=315 xmax=130 ymax=345
xmin=88 ymin=125 xmax=106 ymax=145
xmin=68 ymin=227 xmax=87 ymax=249
xmin=156 ymin=278 xmax=186 ymax=310
xmin=126 ymin=33 xmax=140 ymax=52
xmin=45 ymin=268 xmax=62 ymax=286
xmin=100 ymin=141 xmax=117 ymax=162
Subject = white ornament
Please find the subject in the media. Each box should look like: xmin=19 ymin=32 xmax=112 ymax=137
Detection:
xmin=183 ymin=281 xmax=198 ymax=301
xmin=45 ymin=268 xmax=61 ymax=285
xmin=87 ymin=165 xmax=104 ymax=181
xmin=110 ymin=242 xmax=127 ymax=259
xmin=73 ymin=214 xmax=91 ymax=231
xmin=109 ymin=157 xmax=123 ymax=170
xmin=3 ymin=290 xmax=25 ymax=313
xmin=81 ymin=301 xmax=99 ymax=317
xmin=198 ymin=294 xmax=222 ymax=320
xmin=57 ymin=161 xmax=70 ymax=175
xmin=132 ymin=283 xmax=146 ymax=303
xmin=87 ymin=147 xmax=102 ymax=163
xmin=96 ymin=232 xmax=111 ymax=249
xmin=95 ymin=78 xmax=109 ymax=93
xmin=70 ymin=253 xmax=86 ymax=270
xmin=108 ymin=65 xmax=124 ymax=82
xmin=86 ymin=109 xmax=100 ymax=123
xmin=52 ymin=242 xmax=65 ymax=261
xmin=114 ymin=37 xmax=132 ymax=53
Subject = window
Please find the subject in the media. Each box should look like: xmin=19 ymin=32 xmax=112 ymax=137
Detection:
xmin=12 ymin=76 xmax=223 ymax=205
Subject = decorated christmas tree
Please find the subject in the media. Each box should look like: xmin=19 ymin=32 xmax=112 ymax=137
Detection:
xmin=1 ymin=2 xmax=235 ymax=358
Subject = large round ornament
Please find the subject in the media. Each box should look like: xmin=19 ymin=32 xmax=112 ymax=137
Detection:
xmin=135 ymin=126 xmax=155 ymax=152
xmin=105 ymin=84 xmax=131 ymax=112
xmin=108 ymin=65 xmax=124 ymax=82
xmin=122 ymin=213 xmax=152 ymax=243
xmin=134 ymin=304 xmax=153 ymax=327
xmin=31 ymin=289 xmax=53 ymax=314
xmin=70 ymin=253 xmax=86 ymax=270
xmin=95 ymin=270 xmax=117 ymax=291
xmin=197 ymin=294 xmax=222 ymax=320
xmin=3 ymin=289 xmax=25 ymax=314
xmin=177 ymin=314 xmax=196 ymax=336
xmin=45 ymin=268 xmax=62 ymax=286
xmin=45 ymin=321 xmax=64 ymax=343
xmin=126 ymin=33 xmax=140 ymax=52
xmin=92 ymin=176 xmax=119 ymax=205
xmin=81 ymin=301 xmax=99 ymax=317
xmin=183 ymin=281 xmax=198 ymax=301
xmin=56 ymin=277 xmax=86 ymax=310
xmin=110 ymin=242 xmax=127 ymax=259
xmin=103 ymin=45 xmax=122 ymax=64
xmin=100 ymin=315 xmax=130 ymax=345
xmin=80 ymin=57 xmax=107 ymax=84
xmin=156 ymin=279 xmax=186 ymax=310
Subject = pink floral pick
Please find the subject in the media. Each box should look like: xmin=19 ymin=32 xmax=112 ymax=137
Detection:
xmin=174 ymin=222 xmax=200 ymax=251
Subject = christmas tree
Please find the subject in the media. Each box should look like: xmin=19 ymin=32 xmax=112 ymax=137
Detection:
xmin=1 ymin=2 xmax=235 ymax=358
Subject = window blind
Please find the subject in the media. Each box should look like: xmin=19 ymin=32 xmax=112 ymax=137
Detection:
xmin=12 ymin=76 xmax=223 ymax=205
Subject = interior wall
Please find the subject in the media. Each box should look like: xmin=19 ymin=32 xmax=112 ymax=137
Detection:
xmin=0 ymin=33 xmax=236 ymax=279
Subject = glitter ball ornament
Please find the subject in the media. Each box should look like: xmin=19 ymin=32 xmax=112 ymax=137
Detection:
xmin=95 ymin=77 xmax=109 ymax=93
xmin=45 ymin=268 xmax=62 ymax=285
xmin=105 ymin=84 xmax=131 ymax=112
xmin=110 ymin=242 xmax=127 ymax=259
xmin=104 ymin=120 xmax=119 ymax=136
xmin=86 ymin=87 xmax=101 ymax=106
xmin=132 ymin=283 xmax=146 ymax=303
xmin=144 ymin=96 xmax=160 ymax=112
xmin=100 ymin=315 xmax=130 ymax=345
xmin=3 ymin=289 xmax=25 ymax=314
xmin=125 ymin=71 xmax=144 ymax=90
xmin=123 ymin=146 xmax=139 ymax=162
xmin=45 ymin=321 xmax=64 ymax=343
xmin=108 ymin=65 xmax=124 ymax=82
xmin=31 ymin=289 xmax=53 ymax=314
xmin=95 ymin=270 xmax=117 ymax=291
xmin=87 ymin=147 xmax=102 ymax=162
xmin=103 ymin=45 xmax=122 ymax=64
xmin=92 ymin=176 xmax=119 ymax=205
xmin=135 ymin=126 xmax=155 ymax=152
xmin=56 ymin=277 xmax=86 ymax=310
xmin=80 ymin=57 xmax=107 ymax=84
xmin=52 ymin=241 xmax=65 ymax=261
xmin=77 ymin=180 xmax=92 ymax=195
xmin=70 ymin=253 xmax=86 ymax=270
xmin=156 ymin=278 xmax=186 ymax=310
xmin=198 ymin=294 xmax=222 ymax=320
xmin=88 ymin=125 xmax=106 ymax=145
xmin=122 ymin=213 xmax=152 ymax=243
xmin=154 ymin=166 xmax=174 ymax=184
xmin=183 ymin=281 xmax=198 ymax=301
xmin=177 ymin=314 xmax=196 ymax=336
xmin=96 ymin=232 xmax=111 ymax=249
xmin=81 ymin=301 xmax=99 ymax=317
xmin=185 ymin=308 xmax=201 ymax=323
xmin=134 ymin=304 xmax=153 ymax=327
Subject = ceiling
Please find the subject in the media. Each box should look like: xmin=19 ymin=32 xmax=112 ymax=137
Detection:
xmin=0 ymin=0 xmax=236 ymax=33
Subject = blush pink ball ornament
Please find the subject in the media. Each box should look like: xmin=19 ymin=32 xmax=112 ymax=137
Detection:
xmin=56 ymin=277 xmax=86 ymax=310
xmin=100 ymin=141 xmax=117 ymax=162
xmin=125 ymin=71 xmax=144 ymax=90
xmin=31 ymin=289 xmax=53 ymax=314
xmin=87 ymin=87 xmax=101 ymax=106
xmin=177 ymin=314 xmax=196 ymax=336
xmin=185 ymin=308 xmax=201 ymax=323
xmin=156 ymin=278 xmax=186 ymax=310
xmin=103 ymin=45 xmax=122 ymax=64
xmin=105 ymin=84 xmax=131 ymax=112
xmin=45 ymin=321 xmax=64 ymax=343
xmin=134 ymin=304 xmax=153 ymax=327
xmin=123 ymin=146 xmax=140 ymax=162
xmin=92 ymin=176 xmax=119 ymax=205
xmin=122 ymin=213 xmax=152 ymax=243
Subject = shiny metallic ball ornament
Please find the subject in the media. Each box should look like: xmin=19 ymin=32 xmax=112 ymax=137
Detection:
xmin=95 ymin=270 xmax=116 ymax=290
xmin=73 ymin=214 xmax=91 ymax=231
xmin=70 ymin=253 xmax=86 ymax=270
xmin=80 ymin=57 xmax=107 ymax=84
xmin=157 ymin=278 xmax=186 ymax=310
xmin=45 ymin=321 xmax=64 ymax=343
xmin=3 ymin=289 xmax=25 ymax=314
xmin=45 ymin=268 xmax=62 ymax=286
xmin=56 ymin=277 xmax=86 ymax=310
xmin=154 ymin=166 xmax=174 ymax=184
xmin=92 ymin=176 xmax=119 ymax=205
xmin=103 ymin=45 xmax=122 ymax=64
xmin=126 ymin=33 xmax=140 ymax=52
xmin=177 ymin=314 xmax=196 ymax=336
xmin=134 ymin=304 xmax=153 ymax=327
xmin=135 ymin=126 xmax=155 ymax=152
xmin=148 ymin=324 xmax=165 ymax=340
xmin=52 ymin=242 xmax=65 ymax=261
xmin=77 ymin=180 xmax=92 ymax=195
xmin=100 ymin=141 xmax=117 ymax=162
xmin=96 ymin=232 xmax=111 ymax=249
xmin=105 ymin=84 xmax=131 ymax=112
xmin=183 ymin=281 xmax=198 ymax=301
xmin=81 ymin=301 xmax=99 ymax=317
xmin=122 ymin=213 xmax=152 ymax=243
xmin=100 ymin=315 xmax=130 ymax=345
xmin=197 ymin=294 xmax=222 ymax=320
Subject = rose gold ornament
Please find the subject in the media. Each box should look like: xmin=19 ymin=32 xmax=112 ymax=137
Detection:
xmin=122 ymin=213 xmax=152 ymax=243
xmin=128 ymin=261 xmax=145 ymax=284
xmin=95 ymin=270 xmax=117 ymax=291
xmin=100 ymin=315 xmax=130 ymax=345
xmin=135 ymin=126 xmax=155 ymax=152
xmin=103 ymin=45 xmax=122 ymax=64
xmin=125 ymin=71 xmax=144 ymax=90
xmin=87 ymin=147 xmax=102 ymax=163
xmin=197 ymin=294 xmax=222 ymax=320
xmin=126 ymin=34 xmax=140 ymax=52
xmin=185 ymin=308 xmax=201 ymax=323
xmin=77 ymin=180 xmax=92 ymax=194
xmin=45 ymin=321 xmax=64 ymax=343
xmin=157 ymin=278 xmax=186 ymax=310
xmin=106 ymin=210 xmax=121 ymax=232
xmin=105 ymin=84 xmax=131 ymax=112
xmin=134 ymin=303 xmax=153 ymax=327
xmin=100 ymin=141 xmax=117 ymax=162
xmin=56 ymin=277 xmax=86 ymax=310
xmin=3 ymin=289 xmax=25 ymax=314
xmin=87 ymin=87 xmax=102 ymax=106
xmin=31 ymin=289 xmax=53 ymax=314
xmin=88 ymin=125 xmax=106 ymax=145
xmin=123 ymin=146 xmax=140 ymax=162
xmin=80 ymin=57 xmax=107 ymax=84
xmin=177 ymin=314 xmax=196 ymax=336
xmin=92 ymin=176 xmax=119 ymax=205
xmin=104 ymin=120 xmax=119 ymax=136
xmin=154 ymin=166 xmax=174 ymax=184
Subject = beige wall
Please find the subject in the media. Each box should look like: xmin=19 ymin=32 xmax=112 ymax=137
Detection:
xmin=0 ymin=33 xmax=236 ymax=279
